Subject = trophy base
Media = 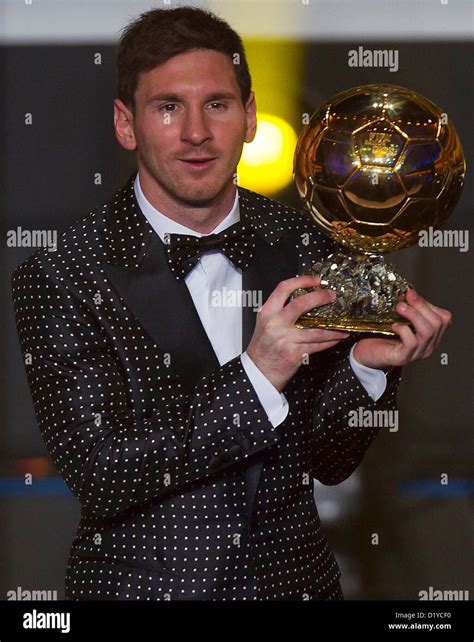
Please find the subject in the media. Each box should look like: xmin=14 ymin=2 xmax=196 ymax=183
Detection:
xmin=291 ymin=251 xmax=413 ymax=337
xmin=294 ymin=316 xmax=411 ymax=336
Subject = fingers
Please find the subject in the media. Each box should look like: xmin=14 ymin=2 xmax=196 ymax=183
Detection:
xmin=292 ymin=327 xmax=350 ymax=343
xmin=395 ymin=301 xmax=433 ymax=358
xmin=281 ymin=287 xmax=337 ymax=326
xmin=396 ymin=289 xmax=452 ymax=359
xmin=406 ymin=289 xmax=452 ymax=349
xmin=263 ymin=275 xmax=322 ymax=316
xmin=390 ymin=322 xmax=419 ymax=362
xmin=304 ymin=339 xmax=344 ymax=355
xmin=427 ymin=303 xmax=452 ymax=326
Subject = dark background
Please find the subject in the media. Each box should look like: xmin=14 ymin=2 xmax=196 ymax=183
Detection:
xmin=1 ymin=37 xmax=472 ymax=600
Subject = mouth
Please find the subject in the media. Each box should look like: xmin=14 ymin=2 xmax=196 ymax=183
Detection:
xmin=178 ymin=157 xmax=217 ymax=170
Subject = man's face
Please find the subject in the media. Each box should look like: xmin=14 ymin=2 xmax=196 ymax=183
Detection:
xmin=115 ymin=49 xmax=256 ymax=207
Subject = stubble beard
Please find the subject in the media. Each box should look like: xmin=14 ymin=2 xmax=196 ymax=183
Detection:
xmin=149 ymin=162 xmax=234 ymax=208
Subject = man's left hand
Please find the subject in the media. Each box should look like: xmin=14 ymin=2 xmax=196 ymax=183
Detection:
xmin=352 ymin=289 xmax=453 ymax=370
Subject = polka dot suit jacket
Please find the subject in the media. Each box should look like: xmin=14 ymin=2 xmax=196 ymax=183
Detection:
xmin=11 ymin=171 xmax=402 ymax=600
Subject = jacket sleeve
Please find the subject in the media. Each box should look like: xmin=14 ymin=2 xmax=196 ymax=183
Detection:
xmin=11 ymin=257 xmax=280 ymax=518
xmin=310 ymin=338 xmax=402 ymax=485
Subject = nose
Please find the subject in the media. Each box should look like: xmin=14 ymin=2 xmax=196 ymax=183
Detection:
xmin=180 ymin=105 xmax=212 ymax=146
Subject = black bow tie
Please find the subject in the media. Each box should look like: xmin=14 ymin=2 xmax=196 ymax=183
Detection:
xmin=165 ymin=220 xmax=256 ymax=280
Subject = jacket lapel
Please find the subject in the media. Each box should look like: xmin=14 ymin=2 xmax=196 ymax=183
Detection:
xmin=102 ymin=173 xmax=220 ymax=394
xmin=241 ymin=233 xmax=299 ymax=351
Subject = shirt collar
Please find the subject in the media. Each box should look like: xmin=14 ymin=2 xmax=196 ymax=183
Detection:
xmin=134 ymin=171 xmax=240 ymax=242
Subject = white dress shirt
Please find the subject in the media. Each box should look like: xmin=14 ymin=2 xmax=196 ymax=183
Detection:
xmin=134 ymin=172 xmax=387 ymax=429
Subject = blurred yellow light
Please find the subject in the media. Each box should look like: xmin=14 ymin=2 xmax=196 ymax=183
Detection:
xmin=237 ymin=112 xmax=297 ymax=195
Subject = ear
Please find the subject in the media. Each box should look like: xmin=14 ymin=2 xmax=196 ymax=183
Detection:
xmin=244 ymin=91 xmax=257 ymax=144
xmin=113 ymin=99 xmax=137 ymax=151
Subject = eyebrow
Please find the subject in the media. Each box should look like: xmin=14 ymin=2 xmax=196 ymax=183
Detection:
xmin=146 ymin=91 xmax=238 ymax=105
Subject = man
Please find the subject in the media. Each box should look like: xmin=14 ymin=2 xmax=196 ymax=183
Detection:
xmin=12 ymin=7 xmax=451 ymax=601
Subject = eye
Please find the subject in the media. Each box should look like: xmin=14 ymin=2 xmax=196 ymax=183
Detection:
xmin=207 ymin=102 xmax=226 ymax=110
xmin=160 ymin=103 xmax=178 ymax=112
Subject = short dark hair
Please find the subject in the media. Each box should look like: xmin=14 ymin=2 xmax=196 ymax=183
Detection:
xmin=116 ymin=6 xmax=252 ymax=113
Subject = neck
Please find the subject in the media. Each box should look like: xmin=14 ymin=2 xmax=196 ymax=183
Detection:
xmin=137 ymin=167 xmax=237 ymax=234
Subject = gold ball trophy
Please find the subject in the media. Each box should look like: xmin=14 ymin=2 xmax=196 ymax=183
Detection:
xmin=291 ymin=84 xmax=466 ymax=335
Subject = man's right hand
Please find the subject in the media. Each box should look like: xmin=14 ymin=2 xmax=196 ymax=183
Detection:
xmin=246 ymin=275 xmax=350 ymax=392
